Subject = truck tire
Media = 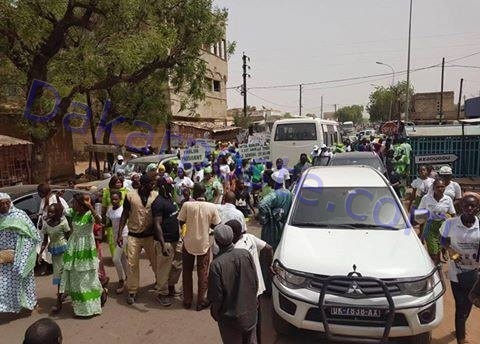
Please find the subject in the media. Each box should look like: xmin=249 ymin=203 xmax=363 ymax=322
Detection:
xmin=409 ymin=331 xmax=432 ymax=344
xmin=272 ymin=306 xmax=295 ymax=336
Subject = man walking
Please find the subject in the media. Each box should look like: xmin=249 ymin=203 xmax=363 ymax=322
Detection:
xmin=118 ymin=174 xmax=158 ymax=305
xmin=152 ymin=177 xmax=181 ymax=307
xmin=208 ymin=224 xmax=258 ymax=344
xmin=178 ymin=183 xmax=221 ymax=310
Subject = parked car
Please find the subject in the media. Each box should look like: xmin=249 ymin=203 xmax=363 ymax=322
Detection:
xmin=272 ymin=166 xmax=445 ymax=343
xmin=314 ymin=151 xmax=387 ymax=175
xmin=0 ymin=185 xmax=89 ymax=224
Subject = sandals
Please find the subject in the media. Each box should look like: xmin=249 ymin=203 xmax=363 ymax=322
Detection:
xmin=101 ymin=288 xmax=108 ymax=307
xmin=51 ymin=294 xmax=63 ymax=314
xmin=116 ymin=279 xmax=125 ymax=294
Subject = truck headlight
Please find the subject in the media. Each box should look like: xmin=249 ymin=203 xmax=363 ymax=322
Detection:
xmin=273 ymin=261 xmax=308 ymax=289
xmin=398 ymin=275 xmax=435 ymax=296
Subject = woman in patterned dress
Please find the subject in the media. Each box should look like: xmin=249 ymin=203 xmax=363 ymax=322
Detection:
xmin=0 ymin=192 xmax=41 ymax=313
xmin=60 ymin=193 xmax=106 ymax=317
xmin=39 ymin=203 xmax=70 ymax=313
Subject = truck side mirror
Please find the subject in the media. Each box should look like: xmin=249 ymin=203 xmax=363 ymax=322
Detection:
xmin=414 ymin=209 xmax=429 ymax=225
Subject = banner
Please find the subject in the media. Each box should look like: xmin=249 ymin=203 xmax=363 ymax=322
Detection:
xmin=181 ymin=146 xmax=206 ymax=164
xmin=238 ymin=143 xmax=270 ymax=160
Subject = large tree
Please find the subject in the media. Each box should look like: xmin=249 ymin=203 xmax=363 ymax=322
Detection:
xmin=334 ymin=105 xmax=364 ymax=124
xmin=367 ymin=81 xmax=414 ymax=123
xmin=0 ymin=0 xmax=229 ymax=180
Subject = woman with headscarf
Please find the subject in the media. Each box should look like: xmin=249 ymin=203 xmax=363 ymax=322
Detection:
xmin=60 ymin=193 xmax=106 ymax=317
xmin=173 ymin=166 xmax=194 ymax=205
xmin=0 ymin=192 xmax=41 ymax=313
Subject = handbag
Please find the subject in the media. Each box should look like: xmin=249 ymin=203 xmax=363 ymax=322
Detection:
xmin=456 ymin=231 xmax=480 ymax=292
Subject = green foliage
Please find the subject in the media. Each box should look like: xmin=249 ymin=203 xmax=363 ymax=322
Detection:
xmin=233 ymin=113 xmax=251 ymax=129
xmin=334 ymin=105 xmax=364 ymax=124
xmin=367 ymin=81 xmax=414 ymax=123
xmin=0 ymin=0 xmax=230 ymax=135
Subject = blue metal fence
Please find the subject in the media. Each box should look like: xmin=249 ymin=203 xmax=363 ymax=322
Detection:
xmin=408 ymin=135 xmax=480 ymax=178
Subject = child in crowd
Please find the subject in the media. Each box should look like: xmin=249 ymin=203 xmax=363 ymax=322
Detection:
xmin=39 ymin=203 xmax=70 ymax=313
xmin=23 ymin=318 xmax=62 ymax=344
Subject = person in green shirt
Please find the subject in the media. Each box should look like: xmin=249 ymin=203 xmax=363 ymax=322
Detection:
xmin=202 ymin=166 xmax=223 ymax=204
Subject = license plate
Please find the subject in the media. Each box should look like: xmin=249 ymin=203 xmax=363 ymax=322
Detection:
xmin=328 ymin=306 xmax=382 ymax=318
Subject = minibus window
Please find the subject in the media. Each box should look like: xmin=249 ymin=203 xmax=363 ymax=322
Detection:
xmin=274 ymin=123 xmax=317 ymax=141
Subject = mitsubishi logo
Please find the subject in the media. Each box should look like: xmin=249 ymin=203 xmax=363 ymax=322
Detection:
xmin=347 ymin=281 xmax=364 ymax=295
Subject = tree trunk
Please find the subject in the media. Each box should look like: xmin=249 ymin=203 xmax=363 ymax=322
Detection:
xmin=87 ymin=92 xmax=101 ymax=179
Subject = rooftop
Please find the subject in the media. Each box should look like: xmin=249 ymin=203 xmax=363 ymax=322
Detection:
xmin=172 ymin=121 xmax=240 ymax=133
xmin=302 ymin=166 xmax=387 ymax=188
xmin=0 ymin=135 xmax=33 ymax=147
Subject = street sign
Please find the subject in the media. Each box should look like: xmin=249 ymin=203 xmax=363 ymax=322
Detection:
xmin=414 ymin=154 xmax=458 ymax=164
xmin=181 ymin=146 xmax=206 ymax=164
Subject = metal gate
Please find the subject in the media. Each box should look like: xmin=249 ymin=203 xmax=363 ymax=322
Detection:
xmin=408 ymin=135 xmax=480 ymax=178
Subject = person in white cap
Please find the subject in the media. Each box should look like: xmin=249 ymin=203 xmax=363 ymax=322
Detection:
xmin=111 ymin=155 xmax=126 ymax=175
xmin=438 ymin=165 xmax=462 ymax=203
xmin=208 ymin=224 xmax=258 ymax=344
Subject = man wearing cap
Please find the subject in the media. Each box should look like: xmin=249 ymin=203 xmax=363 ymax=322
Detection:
xmin=112 ymin=155 xmax=126 ymax=175
xmin=208 ymin=224 xmax=258 ymax=344
xmin=438 ymin=165 xmax=462 ymax=203
xmin=178 ymin=183 xmax=221 ymax=310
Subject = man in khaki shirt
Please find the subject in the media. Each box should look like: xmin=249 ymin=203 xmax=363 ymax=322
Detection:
xmin=119 ymin=174 xmax=158 ymax=305
xmin=178 ymin=183 xmax=221 ymax=311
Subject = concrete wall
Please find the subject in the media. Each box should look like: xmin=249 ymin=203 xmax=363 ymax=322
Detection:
xmin=0 ymin=113 xmax=75 ymax=183
xmin=411 ymin=91 xmax=462 ymax=122
xmin=72 ymin=123 xmax=167 ymax=156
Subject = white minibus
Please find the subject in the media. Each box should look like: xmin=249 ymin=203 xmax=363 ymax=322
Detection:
xmin=270 ymin=118 xmax=341 ymax=167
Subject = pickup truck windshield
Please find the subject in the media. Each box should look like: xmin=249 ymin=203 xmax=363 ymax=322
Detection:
xmin=290 ymin=187 xmax=407 ymax=230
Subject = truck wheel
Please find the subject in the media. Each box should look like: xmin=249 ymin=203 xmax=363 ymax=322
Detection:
xmin=409 ymin=331 xmax=432 ymax=344
xmin=272 ymin=306 xmax=295 ymax=336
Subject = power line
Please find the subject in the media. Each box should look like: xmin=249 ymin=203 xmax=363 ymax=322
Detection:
xmin=245 ymin=90 xmax=299 ymax=109
xmin=444 ymin=64 xmax=480 ymax=69
xmin=228 ymin=50 xmax=480 ymax=91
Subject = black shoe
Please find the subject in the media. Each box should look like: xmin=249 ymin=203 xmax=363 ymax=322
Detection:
xmin=156 ymin=294 xmax=172 ymax=307
xmin=168 ymin=286 xmax=183 ymax=297
xmin=196 ymin=301 xmax=211 ymax=311
xmin=126 ymin=293 xmax=136 ymax=305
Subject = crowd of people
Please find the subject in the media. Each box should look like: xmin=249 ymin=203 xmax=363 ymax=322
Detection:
xmin=1 ymin=139 xmax=480 ymax=344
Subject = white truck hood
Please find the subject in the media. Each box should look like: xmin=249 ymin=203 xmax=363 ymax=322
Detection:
xmin=276 ymin=226 xmax=434 ymax=279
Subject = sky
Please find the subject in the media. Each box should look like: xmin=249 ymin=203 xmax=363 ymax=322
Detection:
xmin=214 ymin=0 xmax=480 ymax=116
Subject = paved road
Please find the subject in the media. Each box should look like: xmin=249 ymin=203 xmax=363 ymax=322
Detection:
xmin=1 ymin=220 xmax=479 ymax=343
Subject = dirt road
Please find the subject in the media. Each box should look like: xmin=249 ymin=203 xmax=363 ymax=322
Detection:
xmin=1 ymin=221 xmax=478 ymax=343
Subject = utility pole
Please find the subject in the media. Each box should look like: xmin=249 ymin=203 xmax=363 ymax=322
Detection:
xmin=405 ymin=0 xmax=413 ymax=122
xmin=320 ymin=95 xmax=324 ymax=119
xmin=242 ymin=53 xmax=250 ymax=117
xmin=439 ymin=57 xmax=445 ymax=124
xmin=299 ymin=84 xmax=303 ymax=116
xmin=457 ymin=78 xmax=464 ymax=121
xmin=334 ymin=104 xmax=338 ymax=113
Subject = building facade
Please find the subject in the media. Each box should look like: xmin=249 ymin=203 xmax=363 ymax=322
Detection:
xmin=169 ymin=39 xmax=228 ymax=122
